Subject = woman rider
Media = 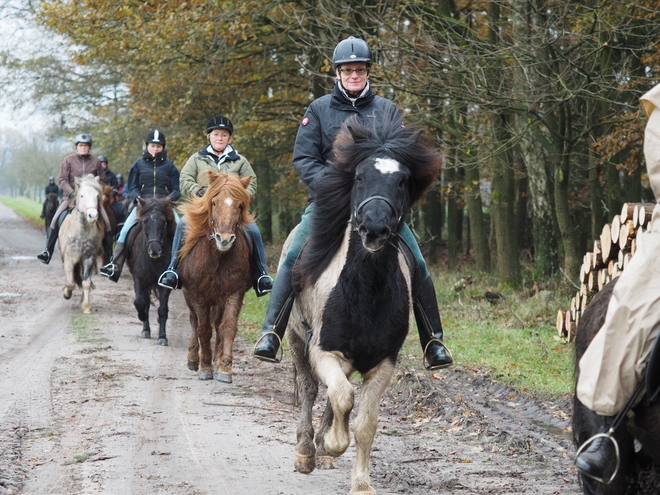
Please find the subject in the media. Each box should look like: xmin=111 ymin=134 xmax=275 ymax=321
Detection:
xmin=100 ymin=130 xmax=180 ymax=282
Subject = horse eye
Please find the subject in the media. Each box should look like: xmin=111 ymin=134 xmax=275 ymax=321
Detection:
xmin=355 ymin=175 xmax=363 ymax=183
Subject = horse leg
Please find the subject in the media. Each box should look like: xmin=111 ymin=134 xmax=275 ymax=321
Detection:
xmin=314 ymin=351 xmax=354 ymax=458
xmin=81 ymin=257 xmax=96 ymax=314
xmin=214 ymin=294 xmax=243 ymax=383
xmin=62 ymin=257 xmax=76 ymax=300
xmin=315 ymin=399 xmax=335 ymax=470
xmin=134 ymin=281 xmax=151 ymax=339
xmin=197 ymin=313 xmax=214 ymax=380
xmin=349 ymin=360 xmax=395 ymax=495
xmin=289 ymin=329 xmax=319 ymax=474
xmin=156 ymin=287 xmax=170 ymax=346
xmin=187 ymin=312 xmax=200 ymax=371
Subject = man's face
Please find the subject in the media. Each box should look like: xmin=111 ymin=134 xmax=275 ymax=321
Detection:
xmin=77 ymin=143 xmax=90 ymax=155
xmin=208 ymin=129 xmax=232 ymax=152
xmin=336 ymin=62 xmax=369 ymax=94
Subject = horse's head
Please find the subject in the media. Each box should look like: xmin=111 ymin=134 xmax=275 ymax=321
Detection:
xmin=74 ymin=174 xmax=103 ymax=223
xmin=351 ymin=156 xmax=411 ymax=252
xmin=207 ymin=173 xmax=253 ymax=252
xmin=137 ymin=197 xmax=173 ymax=259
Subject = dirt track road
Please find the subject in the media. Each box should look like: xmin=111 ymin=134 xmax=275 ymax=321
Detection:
xmin=0 ymin=202 xmax=582 ymax=495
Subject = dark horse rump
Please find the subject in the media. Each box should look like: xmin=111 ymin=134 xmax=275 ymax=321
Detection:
xmin=125 ymin=197 xmax=176 ymax=345
xmin=573 ymin=278 xmax=660 ymax=494
xmin=43 ymin=192 xmax=59 ymax=231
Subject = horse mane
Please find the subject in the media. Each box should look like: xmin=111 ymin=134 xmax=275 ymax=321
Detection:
xmin=179 ymin=172 xmax=253 ymax=261
xmin=76 ymin=174 xmax=103 ymax=197
xmin=298 ymin=115 xmax=441 ymax=287
xmin=137 ymin=197 xmax=177 ymax=237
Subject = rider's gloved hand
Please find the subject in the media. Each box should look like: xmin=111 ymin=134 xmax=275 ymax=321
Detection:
xmin=69 ymin=191 xmax=75 ymax=198
xmin=197 ymin=188 xmax=206 ymax=197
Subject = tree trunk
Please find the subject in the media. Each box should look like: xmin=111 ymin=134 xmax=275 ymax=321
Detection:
xmin=464 ymin=153 xmax=491 ymax=272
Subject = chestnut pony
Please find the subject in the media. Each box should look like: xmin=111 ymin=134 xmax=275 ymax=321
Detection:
xmin=178 ymin=172 xmax=252 ymax=382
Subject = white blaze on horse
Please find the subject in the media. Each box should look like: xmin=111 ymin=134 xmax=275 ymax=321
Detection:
xmin=58 ymin=174 xmax=105 ymax=313
xmin=286 ymin=116 xmax=441 ymax=495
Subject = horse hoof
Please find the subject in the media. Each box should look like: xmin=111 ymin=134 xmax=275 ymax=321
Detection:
xmin=350 ymin=490 xmax=376 ymax=495
xmin=198 ymin=370 xmax=213 ymax=380
xmin=294 ymin=454 xmax=316 ymax=474
xmin=63 ymin=289 xmax=72 ymax=300
xmin=141 ymin=330 xmax=151 ymax=339
xmin=83 ymin=306 xmax=92 ymax=314
xmin=157 ymin=338 xmax=168 ymax=346
xmin=317 ymin=455 xmax=334 ymax=470
xmin=215 ymin=372 xmax=232 ymax=383
xmin=187 ymin=361 xmax=199 ymax=371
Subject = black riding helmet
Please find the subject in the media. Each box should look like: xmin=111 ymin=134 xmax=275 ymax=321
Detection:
xmin=145 ymin=129 xmax=166 ymax=146
xmin=333 ymin=36 xmax=372 ymax=67
xmin=98 ymin=155 xmax=108 ymax=164
xmin=206 ymin=115 xmax=233 ymax=135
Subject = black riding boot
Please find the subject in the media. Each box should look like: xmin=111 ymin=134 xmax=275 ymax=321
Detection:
xmin=575 ymin=415 xmax=618 ymax=483
xmin=100 ymin=242 xmax=125 ymax=282
xmin=102 ymin=230 xmax=113 ymax=264
xmin=246 ymin=229 xmax=273 ymax=297
xmin=158 ymin=220 xmax=184 ymax=290
xmin=253 ymin=265 xmax=294 ymax=363
xmin=413 ymin=275 xmax=453 ymax=370
xmin=37 ymin=227 xmax=58 ymax=264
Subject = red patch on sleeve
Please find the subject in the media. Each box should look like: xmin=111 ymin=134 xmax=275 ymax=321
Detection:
xmin=301 ymin=117 xmax=310 ymax=126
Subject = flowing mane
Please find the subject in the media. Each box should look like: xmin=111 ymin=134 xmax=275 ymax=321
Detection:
xmin=179 ymin=172 xmax=253 ymax=260
xmin=298 ymin=115 xmax=441 ymax=287
xmin=137 ymin=196 xmax=177 ymax=237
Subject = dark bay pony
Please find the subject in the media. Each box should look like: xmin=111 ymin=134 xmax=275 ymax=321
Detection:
xmin=178 ymin=172 xmax=252 ymax=382
xmin=285 ymin=117 xmax=440 ymax=495
xmin=43 ymin=192 xmax=59 ymax=232
xmin=125 ymin=197 xmax=176 ymax=345
xmin=58 ymin=174 xmax=105 ymax=313
xmin=573 ymin=278 xmax=660 ymax=494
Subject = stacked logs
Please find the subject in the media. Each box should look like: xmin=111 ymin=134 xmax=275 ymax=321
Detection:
xmin=556 ymin=202 xmax=655 ymax=342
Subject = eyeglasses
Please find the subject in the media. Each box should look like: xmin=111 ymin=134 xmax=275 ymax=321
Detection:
xmin=338 ymin=68 xmax=368 ymax=76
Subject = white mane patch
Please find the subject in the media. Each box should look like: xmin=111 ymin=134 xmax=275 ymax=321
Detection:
xmin=224 ymin=197 xmax=234 ymax=206
xmin=374 ymin=158 xmax=400 ymax=174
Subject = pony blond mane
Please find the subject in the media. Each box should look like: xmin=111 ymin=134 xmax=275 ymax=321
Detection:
xmin=179 ymin=172 xmax=253 ymax=261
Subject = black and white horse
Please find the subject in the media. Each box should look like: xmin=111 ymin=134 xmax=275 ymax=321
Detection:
xmin=286 ymin=116 xmax=441 ymax=495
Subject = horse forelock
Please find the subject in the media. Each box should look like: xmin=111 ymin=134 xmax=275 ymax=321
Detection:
xmin=333 ymin=116 xmax=441 ymax=205
xmin=180 ymin=173 xmax=252 ymax=261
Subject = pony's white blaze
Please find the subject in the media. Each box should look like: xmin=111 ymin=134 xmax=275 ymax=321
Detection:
xmin=224 ymin=197 xmax=234 ymax=206
xmin=374 ymin=157 xmax=401 ymax=174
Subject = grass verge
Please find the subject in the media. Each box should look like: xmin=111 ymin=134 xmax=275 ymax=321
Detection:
xmin=0 ymin=195 xmax=43 ymax=227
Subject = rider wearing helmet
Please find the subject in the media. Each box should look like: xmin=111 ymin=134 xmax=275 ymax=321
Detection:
xmin=37 ymin=133 xmax=114 ymax=265
xmin=157 ymin=115 xmax=274 ymax=297
xmin=100 ymin=130 xmax=181 ymax=282
xmin=253 ymin=37 xmax=453 ymax=371
xmin=40 ymin=176 xmax=60 ymax=219
xmin=98 ymin=155 xmax=118 ymax=189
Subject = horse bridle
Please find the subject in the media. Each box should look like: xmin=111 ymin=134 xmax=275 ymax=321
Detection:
xmin=351 ymin=194 xmax=405 ymax=233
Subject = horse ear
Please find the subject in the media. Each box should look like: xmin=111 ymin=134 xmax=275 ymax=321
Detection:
xmin=240 ymin=175 xmax=253 ymax=190
xmin=74 ymin=176 xmax=82 ymax=186
xmin=411 ymin=129 xmax=423 ymax=143
xmin=137 ymin=197 xmax=146 ymax=208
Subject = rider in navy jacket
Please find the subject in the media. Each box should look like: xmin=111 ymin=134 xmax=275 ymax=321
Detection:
xmin=100 ymin=130 xmax=180 ymax=282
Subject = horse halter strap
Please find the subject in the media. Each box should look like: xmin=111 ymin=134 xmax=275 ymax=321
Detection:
xmin=351 ymin=194 xmax=404 ymax=231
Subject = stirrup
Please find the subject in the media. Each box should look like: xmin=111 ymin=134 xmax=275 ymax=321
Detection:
xmin=422 ymin=338 xmax=453 ymax=370
xmin=158 ymin=269 xmax=180 ymax=289
xmin=575 ymin=431 xmax=620 ymax=484
xmin=37 ymin=250 xmax=51 ymax=264
xmin=254 ymin=331 xmax=284 ymax=363
xmin=256 ymin=274 xmax=273 ymax=296
xmin=100 ymin=262 xmax=116 ymax=278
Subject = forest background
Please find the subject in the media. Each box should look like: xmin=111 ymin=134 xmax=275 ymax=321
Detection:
xmin=1 ymin=0 xmax=659 ymax=289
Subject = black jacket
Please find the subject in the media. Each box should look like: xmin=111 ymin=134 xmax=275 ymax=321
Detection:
xmin=292 ymin=83 xmax=401 ymax=200
xmin=104 ymin=167 xmax=118 ymax=189
xmin=45 ymin=183 xmax=59 ymax=196
xmin=126 ymin=150 xmax=181 ymax=202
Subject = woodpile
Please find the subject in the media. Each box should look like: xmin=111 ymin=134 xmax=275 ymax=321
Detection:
xmin=557 ymin=202 xmax=655 ymax=342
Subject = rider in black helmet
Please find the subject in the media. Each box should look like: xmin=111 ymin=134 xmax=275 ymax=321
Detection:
xmin=37 ymin=133 xmax=114 ymax=265
xmin=100 ymin=130 xmax=181 ymax=282
xmin=40 ymin=176 xmax=60 ymax=219
xmin=157 ymin=116 xmax=274 ymax=297
xmin=98 ymin=155 xmax=118 ymax=189
xmin=253 ymin=37 xmax=453 ymax=371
